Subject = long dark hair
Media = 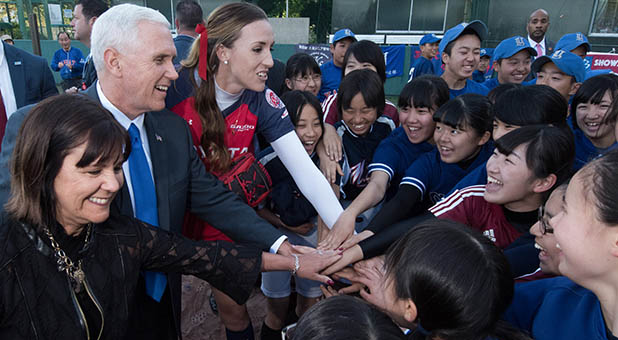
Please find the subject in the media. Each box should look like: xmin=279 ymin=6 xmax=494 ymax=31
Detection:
xmin=385 ymin=219 xmax=529 ymax=340
xmin=182 ymin=2 xmax=268 ymax=173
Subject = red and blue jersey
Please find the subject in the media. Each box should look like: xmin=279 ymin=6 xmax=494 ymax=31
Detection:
xmin=166 ymin=68 xmax=294 ymax=241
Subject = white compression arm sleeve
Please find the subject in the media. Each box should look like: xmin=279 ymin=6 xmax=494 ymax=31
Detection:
xmin=270 ymin=131 xmax=343 ymax=228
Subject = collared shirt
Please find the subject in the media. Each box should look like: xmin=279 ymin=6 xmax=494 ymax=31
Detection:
xmin=96 ymin=81 xmax=155 ymax=215
xmin=528 ymin=36 xmax=547 ymax=56
xmin=0 ymin=44 xmax=17 ymax=117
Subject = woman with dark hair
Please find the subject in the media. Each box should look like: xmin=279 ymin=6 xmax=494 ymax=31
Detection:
xmin=504 ymin=148 xmax=618 ymax=339
xmin=342 ymin=219 xmax=529 ymax=340
xmin=431 ymin=125 xmax=574 ymax=277
xmin=164 ymin=3 xmax=344 ymax=338
xmin=320 ymin=75 xmax=448 ymax=250
xmin=0 ymin=94 xmax=340 ymax=339
xmin=292 ymin=295 xmax=405 ymax=340
xmin=320 ymin=40 xmax=400 ymax=187
xmin=257 ymin=90 xmax=333 ymax=338
xmin=320 ymin=69 xmax=394 ymax=234
xmin=450 ymin=84 xmax=569 ymax=193
xmin=281 ymin=53 xmax=322 ymax=96
xmin=569 ymin=73 xmax=618 ymax=170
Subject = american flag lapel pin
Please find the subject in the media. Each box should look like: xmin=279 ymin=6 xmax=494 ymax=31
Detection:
xmin=155 ymin=134 xmax=163 ymax=142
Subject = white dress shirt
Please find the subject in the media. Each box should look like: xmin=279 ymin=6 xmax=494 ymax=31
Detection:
xmin=96 ymin=81 xmax=155 ymax=215
xmin=528 ymin=36 xmax=547 ymax=56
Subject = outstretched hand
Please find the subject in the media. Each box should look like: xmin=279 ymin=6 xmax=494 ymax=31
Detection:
xmin=295 ymin=249 xmax=342 ymax=285
xmin=339 ymin=230 xmax=374 ymax=250
xmin=321 ymin=245 xmax=364 ymax=276
xmin=318 ymin=211 xmax=356 ymax=250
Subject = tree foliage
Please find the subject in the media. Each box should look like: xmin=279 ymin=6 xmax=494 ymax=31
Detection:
xmin=252 ymin=0 xmax=332 ymax=43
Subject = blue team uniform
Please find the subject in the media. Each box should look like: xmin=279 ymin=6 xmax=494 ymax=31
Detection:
xmin=400 ymin=143 xmax=494 ymax=205
xmin=482 ymin=78 xmax=500 ymax=91
xmin=472 ymin=70 xmax=488 ymax=83
xmin=337 ymin=116 xmax=395 ymax=200
xmin=448 ymin=161 xmax=488 ymax=195
xmin=319 ymin=60 xmax=342 ymax=102
xmin=367 ymin=127 xmax=434 ymax=198
xmin=504 ymin=277 xmax=612 ymax=340
xmin=449 ymin=79 xmax=490 ymax=98
xmin=411 ymin=56 xmax=436 ymax=78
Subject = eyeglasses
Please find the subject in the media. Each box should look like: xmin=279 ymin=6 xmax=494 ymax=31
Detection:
xmin=538 ymin=206 xmax=554 ymax=235
xmin=294 ymin=74 xmax=321 ymax=84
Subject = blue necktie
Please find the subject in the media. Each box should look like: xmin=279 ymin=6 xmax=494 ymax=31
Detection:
xmin=128 ymin=123 xmax=167 ymax=302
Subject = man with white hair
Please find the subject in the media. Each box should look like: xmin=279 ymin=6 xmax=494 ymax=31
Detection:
xmin=0 ymin=4 xmax=323 ymax=339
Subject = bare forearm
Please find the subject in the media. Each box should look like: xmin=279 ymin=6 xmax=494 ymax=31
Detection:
xmin=261 ymin=252 xmax=294 ymax=272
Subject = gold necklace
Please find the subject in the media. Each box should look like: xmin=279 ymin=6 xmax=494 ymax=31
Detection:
xmin=43 ymin=224 xmax=92 ymax=293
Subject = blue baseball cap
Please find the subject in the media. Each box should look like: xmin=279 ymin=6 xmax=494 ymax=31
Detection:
xmin=555 ymin=32 xmax=591 ymax=53
xmin=332 ymin=28 xmax=356 ymax=44
xmin=585 ymin=69 xmax=613 ymax=81
xmin=480 ymin=48 xmax=492 ymax=58
xmin=492 ymin=36 xmax=537 ymax=62
xmin=439 ymin=20 xmax=488 ymax=55
xmin=532 ymin=49 xmax=586 ymax=82
xmin=419 ymin=34 xmax=441 ymax=46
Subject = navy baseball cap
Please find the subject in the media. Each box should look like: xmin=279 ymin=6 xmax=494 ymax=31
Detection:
xmin=419 ymin=33 xmax=441 ymax=46
xmin=332 ymin=28 xmax=356 ymax=44
xmin=480 ymin=48 xmax=492 ymax=58
xmin=492 ymin=36 xmax=537 ymax=62
xmin=532 ymin=49 xmax=586 ymax=82
xmin=556 ymin=32 xmax=591 ymax=53
xmin=439 ymin=20 xmax=488 ymax=55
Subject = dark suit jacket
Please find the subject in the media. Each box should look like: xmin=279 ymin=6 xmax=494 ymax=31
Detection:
xmin=82 ymin=56 xmax=97 ymax=89
xmin=546 ymin=38 xmax=555 ymax=55
xmin=0 ymin=85 xmax=284 ymax=338
xmin=3 ymin=42 xmax=57 ymax=109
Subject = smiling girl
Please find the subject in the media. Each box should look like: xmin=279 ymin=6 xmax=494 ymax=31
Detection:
xmin=450 ymin=85 xmax=568 ymax=193
xmin=504 ymin=148 xmax=618 ymax=340
xmin=281 ymin=53 xmax=322 ymax=97
xmin=570 ymin=74 xmax=618 ymax=170
xmin=256 ymin=91 xmax=333 ymax=339
xmin=430 ymin=125 xmax=574 ymax=277
xmin=333 ymin=70 xmax=394 ymax=212
xmin=522 ymin=182 xmax=567 ymax=280
xmin=321 ymin=94 xmax=494 ymax=270
xmin=164 ymin=3 xmax=344 ymax=339
xmin=319 ymin=40 xmax=399 ymax=182
xmin=320 ymin=75 xmax=449 ymax=250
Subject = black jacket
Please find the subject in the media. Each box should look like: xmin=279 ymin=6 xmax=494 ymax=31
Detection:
xmin=0 ymin=213 xmax=261 ymax=340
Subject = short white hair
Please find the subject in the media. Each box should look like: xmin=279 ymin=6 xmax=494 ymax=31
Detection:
xmin=91 ymin=4 xmax=170 ymax=72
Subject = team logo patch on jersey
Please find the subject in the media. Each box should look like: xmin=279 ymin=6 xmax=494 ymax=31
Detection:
xmin=265 ymin=89 xmax=285 ymax=109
